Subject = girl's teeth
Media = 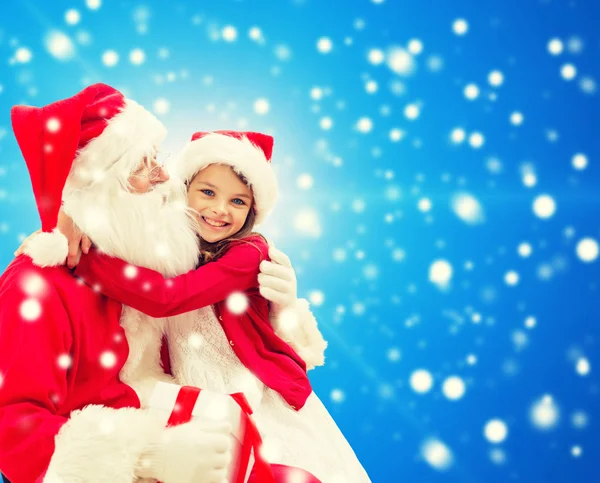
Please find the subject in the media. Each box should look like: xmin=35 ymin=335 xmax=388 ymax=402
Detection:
xmin=204 ymin=217 xmax=226 ymax=227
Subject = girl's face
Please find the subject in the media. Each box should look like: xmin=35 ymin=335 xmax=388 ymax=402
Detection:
xmin=187 ymin=164 xmax=254 ymax=243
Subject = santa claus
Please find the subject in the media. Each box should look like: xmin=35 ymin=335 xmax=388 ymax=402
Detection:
xmin=0 ymin=83 xmax=325 ymax=482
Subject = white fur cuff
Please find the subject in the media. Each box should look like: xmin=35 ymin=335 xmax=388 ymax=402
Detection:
xmin=272 ymin=298 xmax=327 ymax=370
xmin=44 ymin=405 xmax=167 ymax=483
xmin=23 ymin=229 xmax=68 ymax=268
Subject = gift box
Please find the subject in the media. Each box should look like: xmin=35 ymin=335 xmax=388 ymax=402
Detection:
xmin=148 ymin=381 xmax=274 ymax=483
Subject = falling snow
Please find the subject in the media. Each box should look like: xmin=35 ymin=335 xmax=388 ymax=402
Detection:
xmin=421 ymin=438 xmax=453 ymax=471
xmin=45 ymin=31 xmax=75 ymax=61
xmin=102 ymin=50 xmax=119 ymax=67
xmin=410 ymin=369 xmax=433 ymax=394
xmin=0 ymin=3 xmax=598 ymax=481
xmin=226 ymin=292 xmax=249 ymax=314
xmin=530 ymin=395 xmax=560 ymax=430
xmin=484 ymin=419 xmax=508 ymax=443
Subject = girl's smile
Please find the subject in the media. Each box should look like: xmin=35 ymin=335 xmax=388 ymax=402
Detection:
xmin=200 ymin=215 xmax=230 ymax=229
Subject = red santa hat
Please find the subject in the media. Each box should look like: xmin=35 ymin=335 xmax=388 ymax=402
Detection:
xmin=11 ymin=83 xmax=166 ymax=233
xmin=171 ymin=130 xmax=278 ymax=224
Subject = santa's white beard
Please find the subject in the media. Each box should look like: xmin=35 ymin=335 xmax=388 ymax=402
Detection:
xmin=63 ymin=177 xmax=200 ymax=276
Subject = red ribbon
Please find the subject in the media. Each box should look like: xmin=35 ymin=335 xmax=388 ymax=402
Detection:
xmin=165 ymin=385 xmax=274 ymax=483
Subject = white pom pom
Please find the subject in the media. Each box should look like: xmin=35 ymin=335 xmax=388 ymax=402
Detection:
xmin=23 ymin=229 xmax=69 ymax=267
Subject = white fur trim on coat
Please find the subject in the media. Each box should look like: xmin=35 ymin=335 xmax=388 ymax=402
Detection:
xmin=44 ymin=405 xmax=168 ymax=483
xmin=119 ymin=306 xmax=178 ymax=407
xmin=171 ymin=133 xmax=278 ymax=224
xmin=64 ymin=98 xmax=167 ymax=192
xmin=23 ymin=229 xmax=68 ymax=268
xmin=271 ymin=298 xmax=327 ymax=370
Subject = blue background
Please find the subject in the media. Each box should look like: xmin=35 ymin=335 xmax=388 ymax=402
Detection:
xmin=1 ymin=0 xmax=599 ymax=482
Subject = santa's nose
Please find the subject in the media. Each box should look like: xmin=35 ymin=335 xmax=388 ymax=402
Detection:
xmin=151 ymin=165 xmax=170 ymax=185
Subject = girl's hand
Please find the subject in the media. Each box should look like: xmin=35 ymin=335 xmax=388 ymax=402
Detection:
xmin=258 ymin=244 xmax=298 ymax=316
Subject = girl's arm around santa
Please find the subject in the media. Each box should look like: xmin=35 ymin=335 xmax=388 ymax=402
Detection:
xmin=75 ymin=235 xmax=268 ymax=317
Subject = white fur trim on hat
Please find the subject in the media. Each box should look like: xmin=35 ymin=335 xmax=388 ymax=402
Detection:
xmin=23 ymin=229 xmax=68 ymax=267
xmin=171 ymin=133 xmax=278 ymax=224
xmin=65 ymin=99 xmax=167 ymax=191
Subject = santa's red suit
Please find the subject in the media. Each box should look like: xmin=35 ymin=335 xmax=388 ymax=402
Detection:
xmin=0 ymin=257 xmax=155 ymax=482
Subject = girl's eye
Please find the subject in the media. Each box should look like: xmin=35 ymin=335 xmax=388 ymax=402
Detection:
xmin=201 ymin=189 xmax=214 ymax=196
xmin=232 ymin=198 xmax=245 ymax=206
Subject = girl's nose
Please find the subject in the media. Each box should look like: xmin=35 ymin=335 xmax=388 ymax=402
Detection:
xmin=212 ymin=203 xmax=228 ymax=216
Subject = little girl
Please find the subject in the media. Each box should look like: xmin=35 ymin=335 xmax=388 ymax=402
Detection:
xmin=73 ymin=131 xmax=371 ymax=483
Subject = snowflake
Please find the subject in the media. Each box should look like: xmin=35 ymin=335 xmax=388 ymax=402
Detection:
xmin=410 ymin=369 xmax=433 ymax=394
xmin=576 ymin=238 xmax=599 ymax=262
xmin=226 ymin=292 xmax=249 ymax=314
xmin=421 ymin=438 xmax=453 ymax=471
xmin=442 ymin=376 xmax=466 ymax=400
xmin=65 ymin=9 xmax=81 ymax=25
xmin=316 ymin=37 xmax=333 ymax=54
xmin=308 ymin=290 xmax=325 ymax=306
xmin=464 ymin=83 xmax=480 ymax=100
xmin=532 ymin=194 xmax=556 ymax=219
xmin=20 ymin=298 xmax=42 ymax=321
xmin=488 ymin=70 xmax=504 ymax=87
xmin=560 ymin=63 xmax=577 ymax=81
xmin=124 ymin=265 xmax=138 ymax=279
xmin=129 ymin=48 xmax=146 ymax=65
xmin=100 ymin=351 xmax=117 ymax=369
xmin=253 ymin=98 xmax=270 ymax=115
xmin=45 ymin=31 xmax=75 ymax=61
xmin=222 ymin=25 xmax=237 ymax=42
xmin=355 ymin=117 xmax=373 ymax=133
xmin=484 ymin=419 xmax=508 ymax=443
xmin=15 ymin=47 xmax=33 ymax=64
xmin=571 ymin=153 xmax=588 ymax=170
xmin=153 ymin=98 xmax=170 ymax=115
xmin=330 ymin=388 xmax=345 ymax=403
xmin=57 ymin=354 xmax=72 ymax=369
xmin=530 ymin=395 xmax=560 ymax=430
xmin=102 ymin=50 xmax=119 ymax=67
xmin=452 ymin=18 xmax=469 ymax=36
xmin=86 ymin=0 xmax=102 ymax=10
xmin=548 ymin=38 xmax=563 ymax=55
xmin=367 ymin=48 xmax=384 ymax=65
xmin=386 ymin=47 xmax=415 ymax=76
xmin=429 ymin=259 xmax=452 ymax=288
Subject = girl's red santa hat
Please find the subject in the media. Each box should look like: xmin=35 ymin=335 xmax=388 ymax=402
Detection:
xmin=171 ymin=130 xmax=278 ymax=225
xmin=11 ymin=82 xmax=166 ymax=265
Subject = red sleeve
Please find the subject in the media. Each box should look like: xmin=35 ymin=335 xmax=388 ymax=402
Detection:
xmin=74 ymin=237 xmax=269 ymax=318
xmin=0 ymin=276 xmax=72 ymax=483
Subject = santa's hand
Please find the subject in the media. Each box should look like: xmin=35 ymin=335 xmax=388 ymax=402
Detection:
xmin=14 ymin=229 xmax=42 ymax=257
xmin=136 ymin=418 xmax=232 ymax=483
xmin=56 ymin=208 xmax=92 ymax=268
xmin=259 ymin=244 xmax=298 ymax=316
